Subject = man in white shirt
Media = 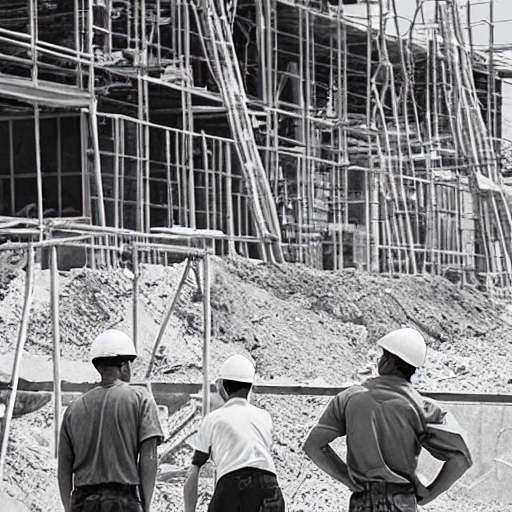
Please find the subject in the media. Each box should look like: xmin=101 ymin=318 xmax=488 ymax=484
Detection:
xmin=184 ymin=354 xmax=285 ymax=512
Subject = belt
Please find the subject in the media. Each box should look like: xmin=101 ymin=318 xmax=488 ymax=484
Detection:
xmin=219 ymin=467 xmax=278 ymax=490
xmin=74 ymin=482 xmax=140 ymax=499
xmin=363 ymin=481 xmax=415 ymax=495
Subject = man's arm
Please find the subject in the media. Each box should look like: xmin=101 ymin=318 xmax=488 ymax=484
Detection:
xmin=139 ymin=437 xmax=159 ymax=512
xmin=303 ymin=425 xmax=361 ymax=492
xmin=57 ymin=434 xmax=74 ymax=512
xmin=418 ymin=410 xmax=473 ymax=505
xmin=417 ymin=452 xmax=471 ymax=505
xmin=184 ymin=465 xmax=200 ymax=512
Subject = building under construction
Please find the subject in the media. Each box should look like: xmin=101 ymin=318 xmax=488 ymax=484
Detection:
xmin=0 ymin=0 xmax=511 ymax=280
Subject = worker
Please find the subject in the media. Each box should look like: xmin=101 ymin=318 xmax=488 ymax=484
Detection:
xmin=184 ymin=354 xmax=285 ymax=512
xmin=303 ymin=327 xmax=472 ymax=512
xmin=58 ymin=329 xmax=164 ymax=512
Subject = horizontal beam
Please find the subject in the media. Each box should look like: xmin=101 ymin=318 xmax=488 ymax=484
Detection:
xmin=3 ymin=380 xmax=512 ymax=404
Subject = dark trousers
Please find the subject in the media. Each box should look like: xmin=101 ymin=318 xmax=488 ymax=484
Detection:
xmin=349 ymin=482 xmax=417 ymax=512
xmin=70 ymin=483 xmax=143 ymax=512
xmin=208 ymin=467 xmax=285 ymax=512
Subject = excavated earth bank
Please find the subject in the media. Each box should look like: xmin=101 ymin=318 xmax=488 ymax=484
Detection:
xmin=1 ymin=255 xmax=512 ymax=511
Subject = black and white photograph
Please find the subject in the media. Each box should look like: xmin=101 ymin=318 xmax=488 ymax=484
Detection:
xmin=0 ymin=0 xmax=511 ymax=511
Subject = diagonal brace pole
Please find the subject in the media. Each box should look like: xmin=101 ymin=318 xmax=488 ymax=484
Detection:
xmin=145 ymin=258 xmax=192 ymax=379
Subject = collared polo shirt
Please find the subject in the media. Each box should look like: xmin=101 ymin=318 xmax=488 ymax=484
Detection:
xmin=192 ymin=397 xmax=276 ymax=480
xmin=317 ymin=375 xmax=470 ymax=486
xmin=60 ymin=381 xmax=164 ymax=487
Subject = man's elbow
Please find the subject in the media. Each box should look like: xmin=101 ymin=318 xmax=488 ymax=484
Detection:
xmin=302 ymin=434 xmax=320 ymax=461
xmin=449 ymin=451 xmax=472 ymax=478
xmin=457 ymin=451 xmax=472 ymax=473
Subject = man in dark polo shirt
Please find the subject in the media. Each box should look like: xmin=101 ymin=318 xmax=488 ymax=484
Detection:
xmin=58 ymin=329 xmax=163 ymax=512
xmin=303 ymin=327 xmax=472 ymax=512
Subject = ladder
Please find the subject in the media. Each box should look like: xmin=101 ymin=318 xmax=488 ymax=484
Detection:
xmin=192 ymin=0 xmax=284 ymax=263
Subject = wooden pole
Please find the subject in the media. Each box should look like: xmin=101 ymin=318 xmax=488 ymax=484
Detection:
xmin=74 ymin=0 xmax=82 ymax=86
xmin=55 ymin=118 xmax=64 ymax=217
xmin=9 ymin=120 xmax=15 ymax=216
xmin=0 ymin=245 xmax=35 ymax=482
xmin=145 ymin=259 xmax=192 ymax=379
xmin=119 ymin=119 xmax=126 ymax=229
xmin=34 ymin=105 xmax=44 ymax=239
xmin=226 ymin=144 xmax=235 ymax=255
xmin=50 ymin=245 xmax=61 ymax=458
xmin=202 ymin=253 xmax=211 ymax=417
xmin=132 ymin=244 xmax=139 ymax=351
xmin=165 ymin=131 xmax=173 ymax=228
xmin=202 ymin=131 xmax=210 ymax=230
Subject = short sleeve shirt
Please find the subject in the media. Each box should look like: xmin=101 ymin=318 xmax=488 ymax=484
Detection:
xmin=192 ymin=397 xmax=276 ymax=481
xmin=317 ymin=375 xmax=470 ymax=485
xmin=60 ymin=381 xmax=164 ymax=487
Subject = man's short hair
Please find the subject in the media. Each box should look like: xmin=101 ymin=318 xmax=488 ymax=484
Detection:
xmin=93 ymin=355 xmax=135 ymax=371
xmin=222 ymin=379 xmax=252 ymax=396
xmin=385 ymin=350 xmax=416 ymax=380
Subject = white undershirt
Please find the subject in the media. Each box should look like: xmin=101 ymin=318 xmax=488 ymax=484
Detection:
xmin=192 ymin=397 xmax=277 ymax=481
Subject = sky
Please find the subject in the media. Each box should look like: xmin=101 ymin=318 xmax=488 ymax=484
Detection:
xmin=393 ymin=0 xmax=512 ymax=141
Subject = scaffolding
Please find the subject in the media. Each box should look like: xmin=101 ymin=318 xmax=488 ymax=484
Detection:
xmin=0 ymin=0 xmax=512 ymax=281
xmin=0 ymin=226 xmax=214 ymax=479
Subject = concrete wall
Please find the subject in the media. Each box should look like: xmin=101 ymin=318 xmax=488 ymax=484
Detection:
xmin=419 ymin=402 xmax=512 ymax=504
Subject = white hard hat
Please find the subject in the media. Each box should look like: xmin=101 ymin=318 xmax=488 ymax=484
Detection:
xmin=218 ymin=354 xmax=255 ymax=383
xmin=377 ymin=327 xmax=426 ymax=368
xmin=90 ymin=329 xmax=137 ymax=361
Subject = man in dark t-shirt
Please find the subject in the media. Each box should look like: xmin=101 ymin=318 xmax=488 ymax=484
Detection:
xmin=303 ymin=328 xmax=472 ymax=512
xmin=58 ymin=329 xmax=163 ymax=512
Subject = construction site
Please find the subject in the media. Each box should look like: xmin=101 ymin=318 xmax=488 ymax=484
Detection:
xmin=1 ymin=0 xmax=512 ymax=511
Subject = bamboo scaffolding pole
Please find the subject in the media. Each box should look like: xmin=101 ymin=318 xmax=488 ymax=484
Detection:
xmin=8 ymin=121 xmax=15 ymax=216
xmin=0 ymin=245 xmax=35 ymax=482
xmin=202 ymin=252 xmax=211 ymax=417
xmin=120 ymin=119 xmax=126 ymax=229
xmin=0 ymin=25 xmax=87 ymax=59
xmin=145 ymin=258 xmax=192 ymax=379
xmin=226 ymin=144 xmax=236 ymax=255
xmin=29 ymin=0 xmax=37 ymax=82
xmin=487 ymin=0 xmax=494 ymax=140
xmin=255 ymin=0 xmax=268 ymax=106
xmin=88 ymin=0 xmax=106 ymax=232
xmin=94 ymin=111 xmax=234 ymax=145
xmin=266 ymin=0 xmax=273 ymax=114
xmin=89 ymin=105 xmax=107 ymax=228
xmin=165 ymin=131 xmax=173 ymax=228
xmin=144 ymin=80 xmax=151 ymax=234
xmin=176 ymin=132 xmax=184 ymax=226
xmin=137 ymin=79 xmax=144 ymax=232
xmin=184 ymin=3 xmax=196 ymax=231
xmin=338 ymin=5 xmax=347 ymax=271
xmin=196 ymin=0 xmax=283 ymax=261
xmin=80 ymin=111 xmax=91 ymax=233
xmin=74 ymin=0 xmax=82 ymax=85
xmin=366 ymin=1 xmax=374 ymax=271
xmin=156 ymin=0 xmax=162 ymax=65
xmin=455 ymin=180 xmax=462 ymax=268
xmin=307 ymin=11 xmax=315 ymax=264
xmin=491 ymin=194 xmax=512 ymax=273
xmin=34 ymin=106 xmax=44 ymax=239
xmin=132 ymin=244 xmax=139 ymax=350
xmin=201 ymin=131 xmax=210 ymax=230
xmin=50 ymin=245 xmax=61 ymax=458
xmin=378 ymin=1 xmax=417 ymax=273
xmin=214 ymin=140 xmax=220 ymax=232
xmin=114 ymin=117 xmax=121 ymax=231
